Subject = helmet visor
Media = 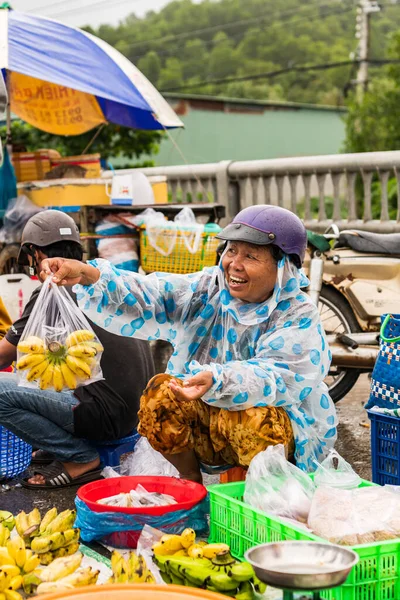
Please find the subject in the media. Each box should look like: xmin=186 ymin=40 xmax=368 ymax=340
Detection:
xmin=217 ymin=223 xmax=276 ymax=246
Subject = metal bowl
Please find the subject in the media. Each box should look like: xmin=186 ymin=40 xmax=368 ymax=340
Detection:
xmin=245 ymin=541 xmax=359 ymax=591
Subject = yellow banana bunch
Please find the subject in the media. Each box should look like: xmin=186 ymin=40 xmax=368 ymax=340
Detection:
xmin=42 ymin=510 xmax=76 ymax=535
xmin=17 ymin=337 xmax=45 ymax=354
xmin=109 ymin=551 xmax=154 ymax=585
xmin=32 ymin=529 xmax=80 ymax=556
xmin=6 ymin=538 xmax=26 ymax=569
xmin=36 ymin=567 xmax=99 ymax=594
xmin=39 ymin=542 xmax=80 ymax=566
xmin=66 ymin=330 xmax=95 ymax=348
xmin=39 ymin=553 xmax=83 ymax=582
xmin=22 ymin=550 xmax=41 ymax=574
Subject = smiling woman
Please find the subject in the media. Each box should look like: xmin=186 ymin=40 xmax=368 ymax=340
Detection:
xmin=40 ymin=205 xmax=338 ymax=481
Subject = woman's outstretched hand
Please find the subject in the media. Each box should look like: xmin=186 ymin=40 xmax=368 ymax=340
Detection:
xmin=40 ymin=258 xmax=100 ymax=286
xmin=169 ymin=371 xmax=214 ymax=402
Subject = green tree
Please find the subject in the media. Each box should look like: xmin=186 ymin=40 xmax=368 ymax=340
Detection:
xmin=182 ymin=39 xmax=208 ymax=80
xmin=138 ymin=51 xmax=162 ymax=85
xmin=158 ymin=57 xmax=184 ymax=90
xmin=208 ymin=32 xmax=239 ymax=79
xmin=0 ymin=122 xmax=162 ymax=165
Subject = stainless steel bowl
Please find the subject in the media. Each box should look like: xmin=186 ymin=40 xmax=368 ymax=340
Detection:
xmin=245 ymin=541 xmax=359 ymax=591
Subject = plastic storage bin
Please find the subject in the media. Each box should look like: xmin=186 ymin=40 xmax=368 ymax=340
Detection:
xmin=208 ymin=479 xmax=400 ymax=600
xmin=368 ymin=409 xmax=400 ymax=485
xmin=0 ymin=425 xmax=32 ymax=479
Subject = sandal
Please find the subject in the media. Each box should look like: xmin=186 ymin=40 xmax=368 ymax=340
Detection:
xmin=30 ymin=450 xmax=54 ymax=466
xmin=21 ymin=460 xmax=103 ymax=489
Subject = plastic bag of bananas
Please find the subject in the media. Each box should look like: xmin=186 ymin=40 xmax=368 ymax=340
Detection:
xmin=16 ymin=276 xmax=104 ymax=393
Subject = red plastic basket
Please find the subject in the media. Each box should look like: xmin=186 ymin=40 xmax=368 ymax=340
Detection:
xmin=77 ymin=476 xmax=207 ymax=516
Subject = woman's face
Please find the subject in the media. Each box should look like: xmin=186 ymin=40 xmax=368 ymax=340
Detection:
xmin=221 ymin=241 xmax=278 ymax=303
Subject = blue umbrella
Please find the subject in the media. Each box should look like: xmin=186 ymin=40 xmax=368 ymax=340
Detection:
xmin=0 ymin=7 xmax=183 ymax=134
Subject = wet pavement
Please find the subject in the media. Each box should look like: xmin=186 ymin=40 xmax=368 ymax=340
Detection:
xmin=0 ymin=374 xmax=372 ymax=514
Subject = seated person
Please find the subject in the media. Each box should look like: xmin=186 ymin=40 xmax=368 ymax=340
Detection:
xmin=41 ymin=205 xmax=337 ymax=483
xmin=0 ymin=210 xmax=155 ymax=489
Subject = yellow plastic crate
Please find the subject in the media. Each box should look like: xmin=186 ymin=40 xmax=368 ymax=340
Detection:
xmin=140 ymin=225 xmax=221 ymax=274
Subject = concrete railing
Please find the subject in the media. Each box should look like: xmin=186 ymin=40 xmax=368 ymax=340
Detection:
xmin=104 ymin=151 xmax=400 ymax=231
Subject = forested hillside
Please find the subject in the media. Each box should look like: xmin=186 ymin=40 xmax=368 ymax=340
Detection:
xmin=85 ymin=0 xmax=400 ymax=105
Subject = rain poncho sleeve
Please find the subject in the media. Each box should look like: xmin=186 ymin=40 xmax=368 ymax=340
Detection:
xmin=74 ymin=257 xmax=337 ymax=471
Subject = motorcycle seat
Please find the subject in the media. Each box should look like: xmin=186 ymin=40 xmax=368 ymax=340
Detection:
xmin=336 ymin=230 xmax=400 ymax=255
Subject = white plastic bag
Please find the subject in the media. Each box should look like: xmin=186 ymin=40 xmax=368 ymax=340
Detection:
xmin=143 ymin=207 xmax=203 ymax=257
xmin=314 ymin=449 xmax=361 ymax=490
xmin=121 ymin=437 xmax=179 ymax=478
xmin=17 ymin=277 xmax=103 ymax=392
xmin=244 ymin=445 xmax=315 ymax=523
xmin=308 ymin=485 xmax=400 ymax=545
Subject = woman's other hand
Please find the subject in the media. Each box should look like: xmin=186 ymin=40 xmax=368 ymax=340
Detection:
xmin=169 ymin=371 xmax=213 ymax=402
xmin=40 ymin=258 xmax=100 ymax=286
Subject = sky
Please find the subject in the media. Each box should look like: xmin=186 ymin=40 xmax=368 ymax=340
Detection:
xmin=9 ymin=0 xmax=173 ymax=28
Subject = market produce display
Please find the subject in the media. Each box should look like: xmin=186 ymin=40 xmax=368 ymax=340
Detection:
xmin=152 ymin=530 xmax=266 ymax=598
xmin=16 ymin=331 xmax=103 ymax=391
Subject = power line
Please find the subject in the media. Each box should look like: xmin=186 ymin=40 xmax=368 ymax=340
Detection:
xmin=25 ymin=0 xmax=78 ymax=13
xmin=160 ymin=58 xmax=400 ymax=92
xmin=42 ymin=0 xmax=138 ymax=18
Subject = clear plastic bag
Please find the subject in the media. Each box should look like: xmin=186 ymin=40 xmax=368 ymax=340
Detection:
xmin=314 ymin=449 xmax=361 ymax=490
xmin=0 ymin=195 xmax=43 ymax=244
xmin=121 ymin=437 xmax=179 ymax=478
xmin=244 ymin=445 xmax=315 ymax=523
xmin=16 ymin=277 xmax=103 ymax=392
xmin=308 ymin=485 xmax=400 ymax=545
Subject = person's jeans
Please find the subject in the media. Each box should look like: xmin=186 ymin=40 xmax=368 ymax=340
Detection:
xmin=0 ymin=378 xmax=99 ymax=464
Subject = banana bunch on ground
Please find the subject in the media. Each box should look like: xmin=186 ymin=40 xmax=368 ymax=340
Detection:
xmin=27 ymin=510 xmax=80 ymax=565
xmin=22 ymin=552 xmax=99 ymax=595
xmin=153 ymin=537 xmax=266 ymax=600
xmin=17 ymin=330 xmax=103 ymax=392
xmin=108 ymin=550 xmax=155 ymax=585
xmin=153 ymin=529 xmax=232 ymax=561
xmin=0 ymin=534 xmax=42 ymax=600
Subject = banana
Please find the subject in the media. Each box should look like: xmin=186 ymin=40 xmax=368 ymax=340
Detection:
xmin=145 ymin=572 xmax=156 ymax=583
xmin=17 ymin=337 xmax=45 ymax=354
xmin=60 ymin=363 xmax=77 ymax=390
xmin=180 ymin=528 xmax=196 ymax=549
xmin=65 ymin=355 xmax=91 ymax=379
xmin=42 ymin=532 xmax=67 ymax=553
xmin=39 ymin=363 xmax=55 ymax=390
xmin=3 ymin=591 xmax=22 ymax=600
xmin=0 ymin=525 xmax=10 ymax=548
xmin=68 ymin=344 xmax=96 ymax=359
xmin=187 ymin=544 xmax=204 ymax=559
xmin=39 ymin=508 xmax=57 ymax=535
xmin=252 ymin=574 xmax=267 ymax=594
xmin=127 ymin=553 xmax=147 ymax=583
xmin=0 ymin=513 xmax=14 ymax=533
xmin=14 ymin=514 xmax=29 ymax=539
xmin=229 ymin=562 xmax=255 ymax=582
xmin=202 ymin=543 xmax=231 ymax=559
xmin=41 ymin=509 xmax=75 ymax=536
xmin=182 ymin=565 xmax=213 ymax=588
xmin=37 ymin=553 xmax=53 ymax=567
xmin=86 ymin=341 xmax=104 ymax=353
xmin=7 ymin=575 xmax=22 ymax=591
xmin=16 ymin=354 xmax=45 ymax=371
xmin=6 ymin=538 xmax=26 ymax=569
xmin=39 ymin=553 xmax=82 ymax=582
xmin=26 ymin=359 xmax=49 ymax=383
xmin=36 ymin=581 xmax=75 ymax=594
xmin=0 ymin=566 xmax=21 ymax=592
xmin=209 ymin=571 xmax=239 ymax=592
xmin=55 ymin=566 xmax=99 ymax=587
xmin=52 ymin=364 xmax=64 ymax=392
xmin=66 ymin=330 xmax=94 ymax=348
xmin=173 ymin=550 xmax=188 ymax=557
xmin=31 ymin=533 xmax=60 ymax=555
xmin=110 ymin=551 xmax=126 ymax=578
xmin=235 ymin=581 xmax=254 ymax=600
xmin=22 ymin=553 xmax=41 ymax=574
xmin=159 ymin=534 xmax=184 ymax=554
xmin=61 ymin=529 xmax=80 ymax=547
xmin=0 ymin=551 xmax=14 ymax=568
xmin=27 ymin=509 xmax=41 ymax=533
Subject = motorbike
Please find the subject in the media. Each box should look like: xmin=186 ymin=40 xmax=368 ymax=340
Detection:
xmin=305 ymin=225 xmax=400 ymax=402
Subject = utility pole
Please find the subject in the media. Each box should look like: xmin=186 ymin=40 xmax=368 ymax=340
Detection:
xmin=354 ymin=0 xmax=381 ymax=100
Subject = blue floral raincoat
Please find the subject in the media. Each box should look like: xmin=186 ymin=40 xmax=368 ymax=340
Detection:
xmin=74 ymin=254 xmax=337 ymax=471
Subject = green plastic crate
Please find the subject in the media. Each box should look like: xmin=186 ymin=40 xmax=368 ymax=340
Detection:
xmin=208 ymin=480 xmax=400 ymax=600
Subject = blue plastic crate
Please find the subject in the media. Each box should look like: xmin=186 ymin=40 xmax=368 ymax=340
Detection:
xmin=0 ymin=426 xmax=32 ymax=480
xmin=368 ymin=409 xmax=400 ymax=485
